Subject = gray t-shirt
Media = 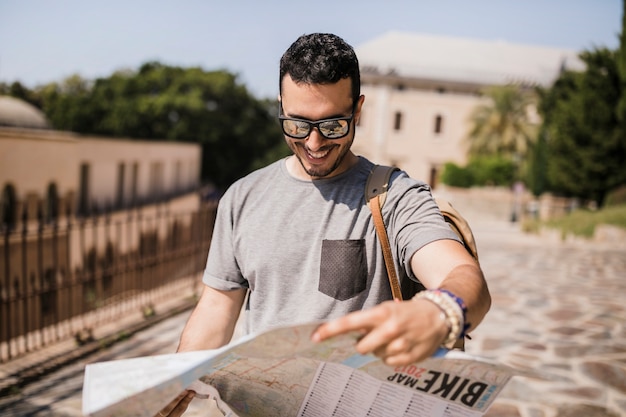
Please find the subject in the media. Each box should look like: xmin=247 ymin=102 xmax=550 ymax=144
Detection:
xmin=203 ymin=156 xmax=460 ymax=335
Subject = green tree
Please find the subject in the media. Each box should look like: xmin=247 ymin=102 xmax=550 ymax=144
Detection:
xmin=440 ymin=156 xmax=515 ymax=188
xmin=39 ymin=74 xmax=93 ymax=132
xmin=539 ymin=48 xmax=626 ymax=207
xmin=35 ymin=63 xmax=286 ymax=188
xmin=467 ymin=156 xmax=516 ymax=186
xmin=466 ymin=84 xmax=539 ymax=165
xmin=440 ymin=162 xmax=474 ymax=188
xmin=1 ymin=81 xmax=43 ymax=108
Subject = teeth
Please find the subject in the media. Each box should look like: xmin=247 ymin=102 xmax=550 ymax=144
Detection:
xmin=307 ymin=149 xmax=330 ymax=159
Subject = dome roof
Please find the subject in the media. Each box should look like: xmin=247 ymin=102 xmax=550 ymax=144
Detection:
xmin=0 ymin=95 xmax=50 ymax=129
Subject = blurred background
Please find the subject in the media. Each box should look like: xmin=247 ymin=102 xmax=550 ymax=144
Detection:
xmin=1 ymin=1 xmax=625 ymax=416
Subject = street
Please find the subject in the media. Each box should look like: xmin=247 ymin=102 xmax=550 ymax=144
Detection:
xmin=0 ymin=310 xmax=192 ymax=416
xmin=1 ymin=196 xmax=625 ymax=416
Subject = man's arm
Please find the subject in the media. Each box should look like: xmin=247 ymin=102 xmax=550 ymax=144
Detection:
xmin=410 ymin=239 xmax=491 ymax=335
xmin=312 ymin=239 xmax=490 ymax=366
xmin=177 ymin=285 xmax=247 ymax=352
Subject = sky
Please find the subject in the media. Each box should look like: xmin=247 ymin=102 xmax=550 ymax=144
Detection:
xmin=0 ymin=0 xmax=622 ymax=99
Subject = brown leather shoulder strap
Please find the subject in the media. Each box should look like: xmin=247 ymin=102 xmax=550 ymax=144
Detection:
xmin=366 ymin=165 xmax=471 ymax=350
xmin=365 ymin=165 xmax=398 ymax=208
xmin=366 ymin=165 xmax=402 ymax=300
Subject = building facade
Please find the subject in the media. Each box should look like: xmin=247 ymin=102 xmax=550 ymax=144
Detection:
xmin=0 ymin=96 xmax=209 ymax=361
xmin=352 ymin=32 xmax=584 ymax=186
xmin=0 ymin=97 xmax=201 ymax=226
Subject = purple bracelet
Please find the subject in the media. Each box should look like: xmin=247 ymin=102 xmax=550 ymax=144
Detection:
xmin=437 ymin=289 xmax=469 ymax=338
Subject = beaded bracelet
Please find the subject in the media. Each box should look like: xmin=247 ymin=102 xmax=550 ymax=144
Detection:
xmin=414 ymin=289 xmax=468 ymax=349
xmin=440 ymin=289 xmax=470 ymax=342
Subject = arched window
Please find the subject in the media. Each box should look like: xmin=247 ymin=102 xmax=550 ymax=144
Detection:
xmin=130 ymin=162 xmax=139 ymax=206
xmin=429 ymin=166 xmax=439 ymax=189
xmin=393 ymin=111 xmax=403 ymax=131
xmin=1 ymin=184 xmax=17 ymax=231
xmin=78 ymin=163 xmax=91 ymax=216
xmin=434 ymin=114 xmax=444 ymax=135
xmin=45 ymin=182 xmax=59 ymax=224
xmin=116 ymin=162 xmax=126 ymax=209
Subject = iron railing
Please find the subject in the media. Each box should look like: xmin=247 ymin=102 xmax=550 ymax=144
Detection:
xmin=0 ymin=198 xmax=217 ymax=363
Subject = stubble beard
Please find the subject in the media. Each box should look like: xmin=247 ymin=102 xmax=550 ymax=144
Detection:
xmin=290 ymin=136 xmax=354 ymax=178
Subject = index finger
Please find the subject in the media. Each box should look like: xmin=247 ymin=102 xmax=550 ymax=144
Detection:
xmin=311 ymin=307 xmax=382 ymax=342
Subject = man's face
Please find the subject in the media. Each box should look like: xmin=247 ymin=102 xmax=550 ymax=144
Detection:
xmin=280 ymin=75 xmax=363 ymax=180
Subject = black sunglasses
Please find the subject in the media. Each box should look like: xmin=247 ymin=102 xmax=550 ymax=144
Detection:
xmin=278 ymin=102 xmax=357 ymax=140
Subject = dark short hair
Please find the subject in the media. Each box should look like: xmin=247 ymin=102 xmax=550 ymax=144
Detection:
xmin=279 ymin=33 xmax=360 ymax=104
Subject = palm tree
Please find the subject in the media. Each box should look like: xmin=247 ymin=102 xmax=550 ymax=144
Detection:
xmin=466 ymin=84 xmax=539 ymax=161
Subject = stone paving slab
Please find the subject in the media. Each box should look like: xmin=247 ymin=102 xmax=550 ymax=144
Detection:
xmin=464 ymin=221 xmax=626 ymax=417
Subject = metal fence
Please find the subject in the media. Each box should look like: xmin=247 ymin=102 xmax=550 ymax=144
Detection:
xmin=0 ymin=199 xmax=217 ymax=363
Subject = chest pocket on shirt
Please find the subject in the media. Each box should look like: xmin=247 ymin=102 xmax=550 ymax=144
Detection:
xmin=319 ymin=239 xmax=368 ymax=300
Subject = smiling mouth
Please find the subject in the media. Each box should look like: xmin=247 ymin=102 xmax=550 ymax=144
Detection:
xmin=306 ymin=148 xmax=331 ymax=159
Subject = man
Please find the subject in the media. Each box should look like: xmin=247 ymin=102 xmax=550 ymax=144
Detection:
xmin=159 ymin=32 xmax=491 ymax=416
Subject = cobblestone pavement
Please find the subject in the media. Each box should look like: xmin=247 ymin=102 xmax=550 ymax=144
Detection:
xmin=462 ymin=216 xmax=626 ymax=417
xmin=0 ymin=308 xmax=188 ymax=416
xmin=1 ymin=196 xmax=625 ymax=416
xmin=0 ymin=306 xmax=230 ymax=417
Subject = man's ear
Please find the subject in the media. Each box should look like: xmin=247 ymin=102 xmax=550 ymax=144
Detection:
xmin=355 ymin=94 xmax=365 ymax=124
